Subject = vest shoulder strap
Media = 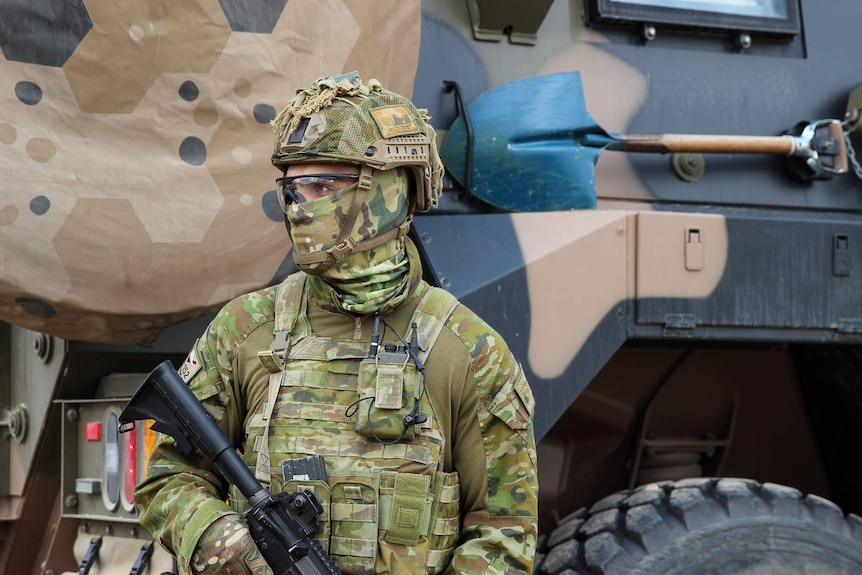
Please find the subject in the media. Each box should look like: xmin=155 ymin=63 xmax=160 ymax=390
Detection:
xmin=274 ymin=271 xmax=308 ymax=333
xmin=257 ymin=272 xmax=308 ymax=373
xmin=254 ymin=272 xmax=307 ymax=483
xmin=410 ymin=285 xmax=460 ymax=363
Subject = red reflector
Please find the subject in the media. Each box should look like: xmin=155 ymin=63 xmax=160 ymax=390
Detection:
xmin=84 ymin=422 xmax=102 ymax=441
xmin=123 ymin=426 xmax=137 ymax=507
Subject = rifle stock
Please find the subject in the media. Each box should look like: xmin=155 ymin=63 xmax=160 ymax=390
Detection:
xmin=120 ymin=360 xmax=341 ymax=575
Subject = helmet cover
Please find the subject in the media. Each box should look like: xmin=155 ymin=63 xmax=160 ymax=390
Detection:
xmin=271 ymin=72 xmax=444 ymax=211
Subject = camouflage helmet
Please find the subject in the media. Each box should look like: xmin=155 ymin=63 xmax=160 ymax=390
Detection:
xmin=270 ymin=72 xmax=444 ymax=212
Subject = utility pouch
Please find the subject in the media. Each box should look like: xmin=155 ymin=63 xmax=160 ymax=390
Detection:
xmin=382 ymin=473 xmax=431 ymax=546
xmin=355 ymin=348 xmax=420 ymax=441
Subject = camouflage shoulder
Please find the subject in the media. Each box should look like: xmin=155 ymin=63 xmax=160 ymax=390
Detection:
xmin=445 ymin=301 xmax=538 ymax=526
xmin=444 ymin=301 xmax=536 ymax=434
xmin=204 ymin=283 xmax=280 ymax=351
xmin=443 ymin=301 xmax=518 ymax=398
xmin=178 ymin=284 xmax=279 ymax=401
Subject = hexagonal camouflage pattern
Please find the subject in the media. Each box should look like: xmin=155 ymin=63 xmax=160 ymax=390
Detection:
xmin=0 ymin=0 xmax=420 ymax=343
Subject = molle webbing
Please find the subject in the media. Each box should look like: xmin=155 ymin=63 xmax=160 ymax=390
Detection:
xmin=263 ymin=274 xmax=459 ymax=367
xmin=254 ymin=273 xmax=308 ymax=481
xmin=255 ymin=274 xmax=459 ymax=486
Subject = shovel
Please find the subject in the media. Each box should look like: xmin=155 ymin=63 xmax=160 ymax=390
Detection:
xmin=845 ymin=84 xmax=862 ymax=179
xmin=440 ymin=72 xmax=849 ymax=212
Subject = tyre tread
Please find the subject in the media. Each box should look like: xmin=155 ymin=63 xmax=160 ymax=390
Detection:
xmin=534 ymin=478 xmax=862 ymax=575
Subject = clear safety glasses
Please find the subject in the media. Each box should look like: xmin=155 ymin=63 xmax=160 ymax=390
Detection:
xmin=275 ymin=173 xmax=360 ymax=211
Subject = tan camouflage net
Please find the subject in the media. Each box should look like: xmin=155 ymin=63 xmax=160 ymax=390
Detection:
xmin=0 ymin=0 xmax=421 ymax=343
xmin=272 ymin=75 xmax=384 ymax=136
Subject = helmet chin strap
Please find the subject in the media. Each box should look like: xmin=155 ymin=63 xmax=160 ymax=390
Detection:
xmin=291 ymin=165 xmax=413 ymax=276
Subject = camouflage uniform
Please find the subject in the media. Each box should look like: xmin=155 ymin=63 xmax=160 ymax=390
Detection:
xmin=134 ymin=73 xmax=538 ymax=575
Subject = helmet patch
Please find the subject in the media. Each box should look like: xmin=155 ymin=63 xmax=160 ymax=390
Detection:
xmin=370 ymin=105 xmax=421 ymax=138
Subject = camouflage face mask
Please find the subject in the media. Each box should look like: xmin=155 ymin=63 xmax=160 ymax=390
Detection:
xmin=286 ymin=168 xmax=413 ymax=314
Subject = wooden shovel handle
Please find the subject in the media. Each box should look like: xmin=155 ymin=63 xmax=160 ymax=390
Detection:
xmin=619 ymin=133 xmax=797 ymax=155
xmin=827 ymin=121 xmax=849 ymax=173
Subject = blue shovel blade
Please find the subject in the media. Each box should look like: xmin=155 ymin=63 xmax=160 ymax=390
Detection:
xmin=440 ymin=71 xmax=609 ymax=212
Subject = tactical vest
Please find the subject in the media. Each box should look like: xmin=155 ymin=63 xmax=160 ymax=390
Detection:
xmin=228 ymin=273 xmax=462 ymax=575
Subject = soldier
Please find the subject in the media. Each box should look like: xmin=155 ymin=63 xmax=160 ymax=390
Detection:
xmin=134 ymin=73 xmax=538 ymax=575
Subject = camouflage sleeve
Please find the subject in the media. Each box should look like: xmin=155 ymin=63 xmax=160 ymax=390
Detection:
xmin=445 ymin=306 xmax=539 ymax=575
xmin=134 ymin=289 xmax=275 ymax=574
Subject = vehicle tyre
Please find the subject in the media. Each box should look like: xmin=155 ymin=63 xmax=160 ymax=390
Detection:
xmin=534 ymin=477 xmax=862 ymax=575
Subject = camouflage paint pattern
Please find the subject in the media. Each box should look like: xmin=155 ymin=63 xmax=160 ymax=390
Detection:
xmin=509 ymin=211 xmax=728 ymax=380
xmin=0 ymin=0 xmax=421 ymax=343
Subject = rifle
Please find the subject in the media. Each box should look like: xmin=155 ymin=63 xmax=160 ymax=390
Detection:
xmin=119 ymin=360 xmax=341 ymax=575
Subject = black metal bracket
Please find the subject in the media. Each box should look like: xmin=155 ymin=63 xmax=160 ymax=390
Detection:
xmin=129 ymin=541 xmax=155 ymax=575
xmin=443 ymin=80 xmax=474 ymax=196
xmin=78 ymin=536 xmax=103 ymax=575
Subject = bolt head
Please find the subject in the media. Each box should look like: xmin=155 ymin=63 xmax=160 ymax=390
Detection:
xmin=643 ymin=25 xmax=657 ymax=41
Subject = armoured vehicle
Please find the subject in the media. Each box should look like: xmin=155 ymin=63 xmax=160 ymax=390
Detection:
xmin=1 ymin=0 xmax=862 ymax=573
